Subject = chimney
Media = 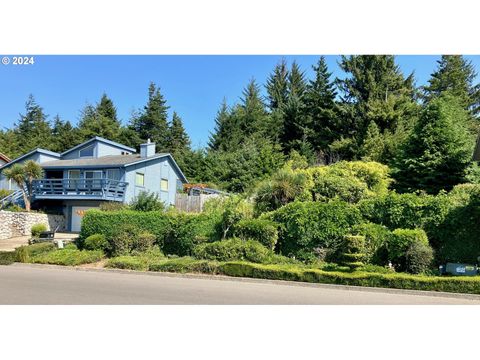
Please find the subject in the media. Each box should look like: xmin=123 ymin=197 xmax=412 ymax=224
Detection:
xmin=140 ymin=139 xmax=156 ymax=158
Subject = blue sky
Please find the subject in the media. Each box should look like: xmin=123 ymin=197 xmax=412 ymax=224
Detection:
xmin=1 ymin=55 xmax=480 ymax=148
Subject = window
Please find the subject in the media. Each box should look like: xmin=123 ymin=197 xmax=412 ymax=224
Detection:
xmin=68 ymin=170 xmax=81 ymax=179
xmin=79 ymin=145 xmax=94 ymax=158
xmin=136 ymin=172 xmax=145 ymax=186
xmin=84 ymin=171 xmax=102 ymax=179
xmin=106 ymin=169 xmax=121 ymax=181
xmin=161 ymin=178 xmax=169 ymax=191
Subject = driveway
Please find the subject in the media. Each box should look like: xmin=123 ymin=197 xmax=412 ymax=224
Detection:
xmin=0 ymin=233 xmax=78 ymax=251
xmin=1 ymin=264 xmax=479 ymax=304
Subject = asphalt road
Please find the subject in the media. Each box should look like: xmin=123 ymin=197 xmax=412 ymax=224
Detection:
xmin=1 ymin=264 xmax=479 ymax=304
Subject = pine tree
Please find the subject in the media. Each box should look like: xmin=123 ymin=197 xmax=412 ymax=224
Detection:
xmin=266 ymin=59 xmax=289 ymax=111
xmin=168 ymin=112 xmax=191 ymax=154
xmin=208 ymin=99 xmax=230 ymax=151
xmin=337 ymin=55 xmax=418 ymax=161
xmin=51 ymin=115 xmax=81 ymax=152
xmin=96 ymin=93 xmax=119 ymax=121
xmin=423 ymin=55 xmax=480 ymax=117
xmin=131 ymin=82 xmax=170 ymax=151
xmin=288 ymin=61 xmax=307 ymax=98
xmin=238 ymin=79 xmax=269 ymax=135
xmin=14 ymin=95 xmax=52 ymax=153
xmin=361 ymin=121 xmax=384 ymax=162
xmin=393 ymin=95 xmax=475 ymax=194
xmin=304 ymin=56 xmax=339 ymax=151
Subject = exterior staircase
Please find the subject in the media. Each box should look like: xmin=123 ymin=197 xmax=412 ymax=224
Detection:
xmin=0 ymin=189 xmax=24 ymax=210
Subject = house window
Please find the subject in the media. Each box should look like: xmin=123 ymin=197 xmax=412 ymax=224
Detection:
xmin=136 ymin=172 xmax=145 ymax=186
xmin=79 ymin=145 xmax=94 ymax=158
xmin=84 ymin=170 xmax=102 ymax=180
xmin=68 ymin=170 xmax=81 ymax=179
xmin=106 ymin=169 xmax=121 ymax=181
xmin=161 ymin=178 xmax=169 ymax=191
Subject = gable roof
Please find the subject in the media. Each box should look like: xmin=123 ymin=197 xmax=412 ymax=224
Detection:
xmin=0 ymin=148 xmax=60 ymax=171
xmin=474 ymin=133 xmax=480 ymax=162
xmin=41 ymin=153 xmax=188 ymax=183
xmin=60 ymin=136 xmax=136 ymax=157
xmin=0 ymin=153 xmax=10 ymax=163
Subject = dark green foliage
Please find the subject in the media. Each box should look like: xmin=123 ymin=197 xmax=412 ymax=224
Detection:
xmin=0 ymin=251 xmax=16 ymax=265
xmin=162 ymin=212 xmax=201 ymax=256
xmin=15 ymin=242 xmax=56 ymax=263
xmin=393 ymin=95 xmax=475 ymax=193
xmin=266 ymin=58 xmax=289 ymax=111
xmin=405 ymin=240 xmax=434 ymax=274
xmin=234 ymin=218 xmax=278 ymax=250
xmin=148 ymin=257 xmax=220 ymax=274
xmin=134 ymin=232 xmax=157 ymax=253
xmin=387 ymin=228 xmax=430 ymax=272
xmin=31 ymin=249 xmax=104 ymax=266
xmin=83 ymin=234 xmax=108 ymax=251
xmin=31 ymin=223 xmax=47 ymax=237
xmin=339 ymin=235 xmax=366 ymax=270
xmin=271 ymin=201 xmax=362 ymax=258
xmin=352 ymin=223 xmax=390 ymax=265
xmin=193 ymin=238 xmax=272 ymax=263
xmin=107 ymin=224 xmax=155 ymax=256
xmin=129 ymin=191 xmax=166 ymax=212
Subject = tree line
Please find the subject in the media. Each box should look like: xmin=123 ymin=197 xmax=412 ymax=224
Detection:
xmin=1 ymin=55 xmax=479 ymax=193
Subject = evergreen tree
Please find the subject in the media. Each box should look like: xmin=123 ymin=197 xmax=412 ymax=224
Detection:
xmin=266 ymin=58 xmax=289 ymax=111
xmin=393 ymin=95 xmax=475 ymax=194
xmin=288 ymin=61 xmax=307 ymax=98
xmin=423 ymin=55 xmax=480 ymax=117
xmin=168 ymin=112 xmax=191 ymax=154
xmin=361 ymin=121 xmax=384 ymax=162
xmin=208 ymin=99 xmax=230 ymax=151
xmin=14 ymin=95 xmax=52 ymax=153
xmin=51 ymin=115 xmax=81 ymax=153
xmin=96 ymin=93 xmax=119 ymax=121
xmin=131 ymin=82 xmax=170 ymax=150
xmin=337 ymin=55 xmax=418 ymax=161
xmin=304 ymin=56 xmax=339 ymax=151
xmin=237 ymin=79 xmax=269 ymax=136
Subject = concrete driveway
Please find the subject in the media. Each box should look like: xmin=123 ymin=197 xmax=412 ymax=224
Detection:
xmin=0 ymin=233 xmax=78 ymax=251
xmin=1 ymin=263 xmax=479 ymax=304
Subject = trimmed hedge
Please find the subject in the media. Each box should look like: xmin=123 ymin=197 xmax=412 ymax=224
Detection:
xmin=0 ymin=251 xmax=16 ymax=265
xmin=31 ymin=223 xmax=47 ymax=237
xmin=16 ymin=242 xmax=56 ymax=263
xmin=105 ymin=258 xmax=480 ymax=295
xmin=83 ymin=234 xmax=108 ymax=251
xmin=30 ymin=249 xmax=104 ymax=266
xmin=271 ymin=200 xmax=362 ymax=257
xmin=193 ymin=238 xmax=272 ymax=263
xmin=233 ymin=218 xmax=278 ymax=249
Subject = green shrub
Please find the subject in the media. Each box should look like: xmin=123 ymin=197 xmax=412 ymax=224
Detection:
xmin=271 ymin=200 xmax=362 ymax=258
xmin=105 ymin=256 xmax=148 ymax=271
xmin=4 ymin=204 xmax=24 ymax=212
xmin=83 ymin=234 xmax=108 ymax=251
xmin=31 ymin=249 xmax=104 ymax=266
xmin=148 ymin=257 xmax=219 ymax=273
xmin=387 ymin=229 xmax=430 ymax=272
xmin=129 ymin=190 xmax=165 ymax=211
xmin=31 ymin=223 xmax=47 ymax=237
xmin=352 ymin=223 xmax=390 ymax=265
xmin=162 ymin=212 xmax=200 ymax=256
xmin=0 ymin=189 xmax=13 ymax=199
xmin=64 ymin=243 xmax=78 ymax=250
xmin=0 ymin=251 xmax=16 ymax=265
xmin=16 ymin=242 xmax=56 ymax=262
xmin=99 ymin=201 xmax=127 ymax=211
xmin=339 ymin=235 xmax=366 ymax=270
xmin=193 ymin=238 xmax=272 ymax=263
xmin=406 ymin=240 xmax=434 ymax=274
xmin=109 ymin=225 xmax=155 ymax=256
xmin=133 ymin=232 xmax=156 ymax=253
xmin=234 ymin=218 xmax=278 ymax=250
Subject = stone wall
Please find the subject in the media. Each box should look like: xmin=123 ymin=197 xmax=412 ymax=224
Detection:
xmin=0 ymin=210 xmax=66 ymax=240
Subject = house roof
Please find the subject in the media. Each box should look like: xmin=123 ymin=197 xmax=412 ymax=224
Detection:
xmin=41 ymin=153 xmax=189 ymax=183
xmin=474 ymin=134 xmax=480 ymax=162
xmin=60 ymin=136 xmax=136 ymax=156
xmin=0 ymin=148 xmax=60 ymax=171
xmin=0 ymin=153 xmax=10 ymax=163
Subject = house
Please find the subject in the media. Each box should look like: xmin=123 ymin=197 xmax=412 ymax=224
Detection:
xmin=0 ymin=153 xmax=10 ymax=167
xmin=0 ymin=137 xmax=188 ymax=232
xmin=474 ymin=134 xmax=480 ymax=162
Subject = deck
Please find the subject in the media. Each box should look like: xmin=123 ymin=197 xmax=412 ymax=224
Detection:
xmin=32 ymin=178 xmax=128 ymax=202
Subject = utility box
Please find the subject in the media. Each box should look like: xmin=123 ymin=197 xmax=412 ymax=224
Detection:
xmin=445 ymin=263 xmax=478 ymax=276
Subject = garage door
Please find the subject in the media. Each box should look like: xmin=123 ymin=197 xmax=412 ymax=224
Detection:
xmin=71 ymin=206 xmax=96 ymax=232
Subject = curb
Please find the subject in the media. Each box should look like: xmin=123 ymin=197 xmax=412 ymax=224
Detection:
xmin=7 ymin=262 xmax=480 ymax=302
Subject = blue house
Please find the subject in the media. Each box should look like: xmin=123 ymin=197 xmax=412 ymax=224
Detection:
xmin=0 ymin=137 xmax=188 ymax=231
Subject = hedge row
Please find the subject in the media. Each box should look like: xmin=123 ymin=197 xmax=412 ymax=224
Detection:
xmin=105 ymin=257 xmax=480 ymax=295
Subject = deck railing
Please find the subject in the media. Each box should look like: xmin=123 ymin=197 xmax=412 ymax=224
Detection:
xmin=31 ymin=178 xmax=128 ymax=202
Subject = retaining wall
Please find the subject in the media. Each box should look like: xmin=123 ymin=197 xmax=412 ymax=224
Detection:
xmin=0 ymin=210 xmax=66 ymax=240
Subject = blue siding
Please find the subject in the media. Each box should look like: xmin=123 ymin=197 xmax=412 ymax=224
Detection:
xmin=124 ymin=157 xmax=182 ymax=205
xmin=61 ymin=140 xmax=133 ymax=160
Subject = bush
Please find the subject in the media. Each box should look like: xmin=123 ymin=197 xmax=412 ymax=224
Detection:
xmin=99 ymin=201 xmax=127 ymax=211
xmin=107 ymin=225 xmax=155 ymax=256
xmin=83 ymin=234 xmax=108 ymax=251
xmin=129 ymin=190 xmax=166 ymax=211
xmin=162 ymin=212 xmax=201 ymax=256
xmin=352 ymin=223 xmax=390 ymax=265
xmin=406 ymin=241 xmax=434 ymax=274
xmin=0 ymin=189 xmax=13 ymax=199
xmin=31 ymin=249 xmax=104 ymax=266
xmin=133 ymin=232 xmax=156 ymax=253
xmin=193 ymin=238 xmax=272 ymax=263
xmin=271 ymin=200 xmax=362 ymax=258
xmin=234 ymin=218 xmax=278 ymax=250
xmin=0 ymin=251 xmax=16 ymax=265
xmin=339 ymin=235 xmax=366 ymax=270
xmin=148 ymin=257 xmax=220 ymax=274
xmin=106 ymin=256 xmax=149 ymax=271
xmin=387 ymin=229 xmax=430 ymax=272
xmin=31 ymin=223 xmax=47 ymax=237
xmin=16 ymin=242 xmax=56 ymax=262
